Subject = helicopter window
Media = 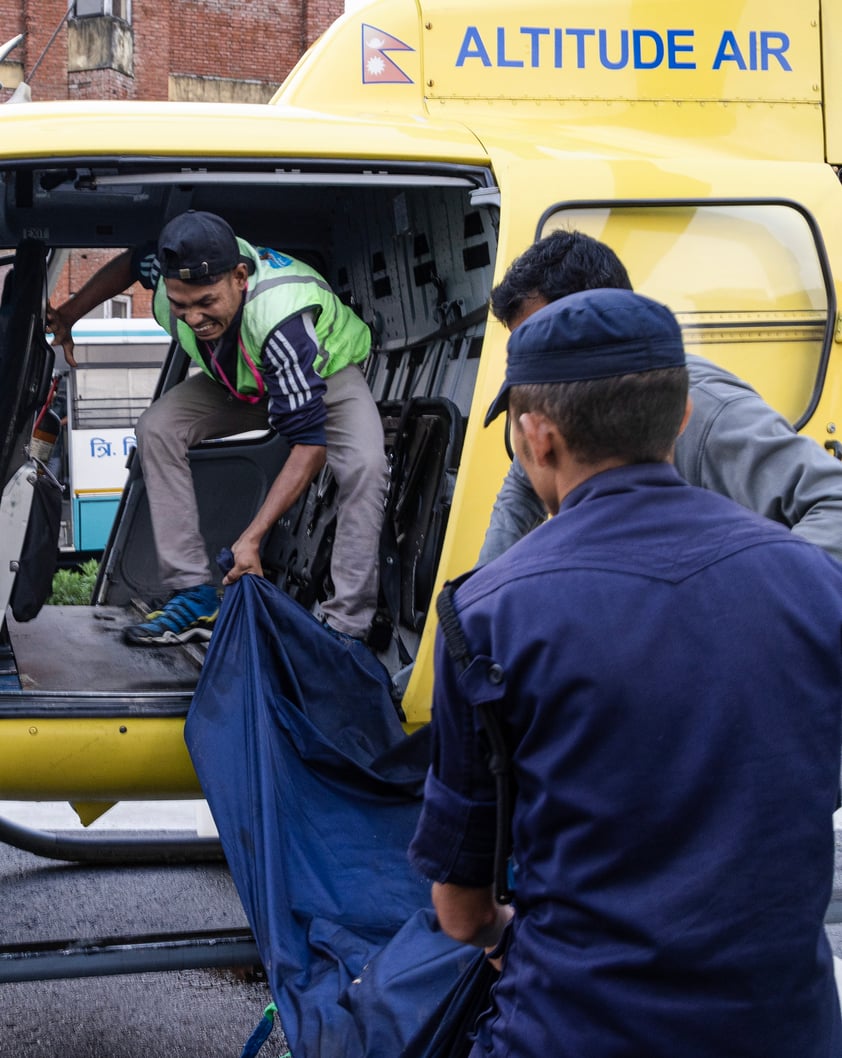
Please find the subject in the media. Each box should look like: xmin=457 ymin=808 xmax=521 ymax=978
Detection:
xmin=541 ymin=200 xmax=832 ymax=430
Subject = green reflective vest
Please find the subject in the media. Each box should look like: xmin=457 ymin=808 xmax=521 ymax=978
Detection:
xmin=152 ymin=239 xmax=370 ymax=396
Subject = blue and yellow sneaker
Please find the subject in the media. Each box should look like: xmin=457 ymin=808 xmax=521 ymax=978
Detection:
xmin=123 ymin=584 xmax=219 ymax=646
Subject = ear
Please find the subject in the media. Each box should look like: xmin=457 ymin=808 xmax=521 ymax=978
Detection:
xmin=518 ymin=411 xmax=556 ymax=466
xmin=232 ymin=262 xmax=249 ymax=289
xmin=677 ymin=395 xmax=693 ymax=437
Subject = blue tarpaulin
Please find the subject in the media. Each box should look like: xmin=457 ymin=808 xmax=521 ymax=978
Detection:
xmin=185 ymin=576 xmax=477 ymax=1057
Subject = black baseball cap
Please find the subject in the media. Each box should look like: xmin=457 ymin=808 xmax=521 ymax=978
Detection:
xmin=485 ymin=288 xmax=686 ymax=426
xmin=157 ymin=210 xmax=241 ymax=281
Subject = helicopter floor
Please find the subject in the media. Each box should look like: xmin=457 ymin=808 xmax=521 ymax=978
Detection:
xmin=4 ymin=605 xmax=203 ymax=694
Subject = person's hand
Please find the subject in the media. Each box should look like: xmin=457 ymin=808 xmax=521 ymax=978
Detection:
xmin=46 ymin=302 xmax=78 ymax=368
xmin=222 ymin=535 xmax=264 ymax=585
xmin=484 ymin=905 xmax=514 ymax=971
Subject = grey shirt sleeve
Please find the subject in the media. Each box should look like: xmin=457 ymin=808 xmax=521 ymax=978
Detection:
xmin=477 ymin=354 xmax=842 ymax=567
xmin=477 ymin=455 xmax=547 ymax=565
xmin=676 ymin=355 xmax=842 ymax=563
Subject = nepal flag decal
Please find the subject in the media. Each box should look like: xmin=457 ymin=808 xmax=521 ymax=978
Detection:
xmin=361 ymin=24 xmax=414 ymax=84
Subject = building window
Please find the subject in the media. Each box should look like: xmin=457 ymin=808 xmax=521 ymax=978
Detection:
xmin=85 ymin=296 xmax=131 ymax=320
xmin=106 ymin=295 xmax=130 ymax=319
xmin=74 ymin=0 xmax=131 ymax=22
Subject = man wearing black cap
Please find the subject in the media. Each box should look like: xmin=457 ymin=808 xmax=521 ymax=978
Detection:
xmin=409 ymin=288 xmax=842 ymax=1058
xmin=48 ymin=211 xmax=386 ymax=645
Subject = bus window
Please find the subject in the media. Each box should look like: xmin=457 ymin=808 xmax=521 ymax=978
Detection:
xmin=66 ymin=319 xmax=169 ymax=552
xmin=541 ymin=202 xmax=831 ymax=427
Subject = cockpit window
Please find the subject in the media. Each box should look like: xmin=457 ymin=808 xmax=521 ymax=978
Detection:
xmin=541 ymin=201 xmax=832 ymax=428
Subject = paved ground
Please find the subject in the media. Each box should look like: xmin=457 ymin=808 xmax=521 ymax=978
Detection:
xmin=1 ymin=968 xmax=276 ymax=1058
xmin=0 ymin=802 xmax=284 ymax=1058
xmin=2 ymin=802 xmax=842 ymax=1056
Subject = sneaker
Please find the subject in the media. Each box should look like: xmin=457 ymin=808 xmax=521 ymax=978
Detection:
xmin=123 ymin=584 xmax=219 ymax=646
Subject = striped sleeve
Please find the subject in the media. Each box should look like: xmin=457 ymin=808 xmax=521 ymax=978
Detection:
xmin=262 ymin=312 xmax=329 ymax=447
xmin=130 ymin=244 xmax=161 ymax=290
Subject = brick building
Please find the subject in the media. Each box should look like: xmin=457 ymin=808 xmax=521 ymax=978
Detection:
xmin=0 ymin=0 xmax=343 ymax=309
xmin=0 ymin=0 xmax=342 ymax=103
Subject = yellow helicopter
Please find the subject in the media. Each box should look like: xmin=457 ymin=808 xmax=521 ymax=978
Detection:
xmin=1 ymin=0 xmax=841 ymax=836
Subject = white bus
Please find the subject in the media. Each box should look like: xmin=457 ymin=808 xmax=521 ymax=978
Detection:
xmin=58 ymin=318 xmax=170 ymax=554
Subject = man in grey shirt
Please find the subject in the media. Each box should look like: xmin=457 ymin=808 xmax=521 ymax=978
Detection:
xmin=479 ymin=231 xmax=842 ymax=565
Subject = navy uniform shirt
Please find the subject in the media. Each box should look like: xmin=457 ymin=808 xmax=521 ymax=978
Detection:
xmin=409 ymin=462 xmax=842 ymax=1058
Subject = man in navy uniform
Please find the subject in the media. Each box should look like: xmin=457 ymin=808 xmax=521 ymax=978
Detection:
xmin=409 ymin=288 xmax=842 ymax=1058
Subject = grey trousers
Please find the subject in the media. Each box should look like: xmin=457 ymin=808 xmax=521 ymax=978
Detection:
xmin=134 ymin=365 xmax=388 ymax=638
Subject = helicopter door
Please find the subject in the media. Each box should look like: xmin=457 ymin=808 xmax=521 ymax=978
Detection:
xmin=0 ymin=239 xmax=52 ymax=488
xmin=0 ymin=240 xmax=56 ymax=623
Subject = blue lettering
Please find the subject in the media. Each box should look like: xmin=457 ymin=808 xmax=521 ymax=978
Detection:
xmin=713 ymin=30 xmax=747 ymax=70
xmin=456 ymin=26 xmax=492 ymax=67
xmin=90 ymin=438 xmax=113 ymax=458
xmin=667 ymin=29 xmax=695 ymax=69
xmin=713 ymin=29 xmax=791 ymax=71
xmin=761 ymin=31 xmax=791 ymax=71
xmin=521 ymin=26 xmax=549 ymax=68
xmin=633 ymin=29 xmax=664 ymax=69
xmin=497 ymin=27 xmax=523 ymax=67
xmin=566 ymin=28 xmax=595 ymax=69
xmin=599 ymin=29 xmax=628 ymax=70
xmin=453 ymin=25 xmax=790 ymax=74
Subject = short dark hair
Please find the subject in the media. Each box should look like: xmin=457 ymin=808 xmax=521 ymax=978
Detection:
xmin=490 ymin=230 xmax=632 ymax=327
xmin=508 ymin=367 xmax=689 ymax=465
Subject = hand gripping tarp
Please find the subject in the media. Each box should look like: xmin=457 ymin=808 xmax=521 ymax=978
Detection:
xmin=185 ymin=576 xmax=479 ymax=1058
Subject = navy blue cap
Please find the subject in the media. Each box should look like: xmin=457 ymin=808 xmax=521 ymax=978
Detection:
xmin=157 ymin=210 xmax=241 ymax=281
xmin=485 ymin=288 xmax=685 ymax=426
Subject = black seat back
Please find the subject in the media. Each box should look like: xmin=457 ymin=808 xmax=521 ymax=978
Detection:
xmin=261 ymin=396 xmax=464 ymax=654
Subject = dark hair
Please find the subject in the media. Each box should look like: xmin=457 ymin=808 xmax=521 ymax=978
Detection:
xmin=490 ymin=230 xmax=632 ymax=326
xmin=508 ymin=367 xmax=689 ymax=464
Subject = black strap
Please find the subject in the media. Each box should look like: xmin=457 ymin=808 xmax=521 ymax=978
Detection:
xmin=9 ymin=473 xmax=62 ymax=622
xmin=378 ymin=400 xmax=418 ymax=666
xmin=436 ymin=581 xmax=513 ymax=905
